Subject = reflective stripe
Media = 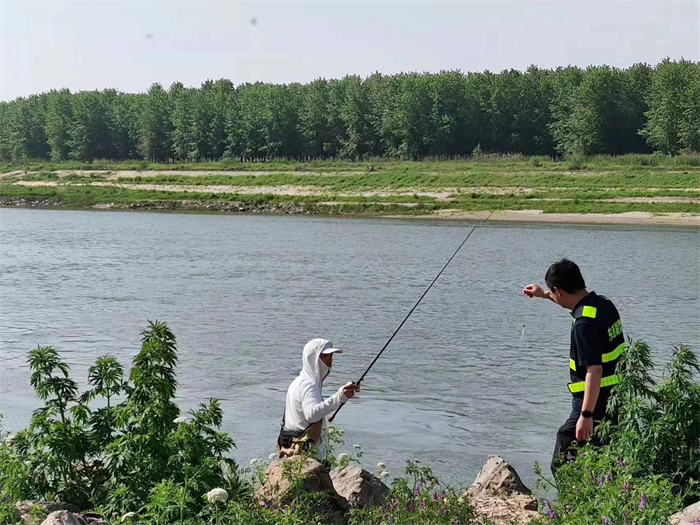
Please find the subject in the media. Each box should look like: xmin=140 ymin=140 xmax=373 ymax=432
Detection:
xmin=568 ymin=374 xmax=620 ymax=393
xmin=570 ymin=343 xmax=624 ymax=370
xmin=582 ymin=306 xmax=597 ymax=318
xmin=602 ymin=342 xmax=626 ymax=363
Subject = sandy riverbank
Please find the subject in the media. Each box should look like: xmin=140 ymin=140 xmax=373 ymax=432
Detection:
xmin=431 ymin=209 xmax=700 ymax=226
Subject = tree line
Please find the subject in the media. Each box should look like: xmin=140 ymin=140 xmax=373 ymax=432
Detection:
xmin=0 ymin=59 xmax=698 ymax=163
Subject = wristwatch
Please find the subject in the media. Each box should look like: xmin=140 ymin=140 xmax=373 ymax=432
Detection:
xmin=581 ymin=410 xmax=593 ymax=419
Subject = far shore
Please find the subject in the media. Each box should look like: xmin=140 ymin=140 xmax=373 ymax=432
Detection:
xmin=2 ymin=198 xmax=699 ymax=227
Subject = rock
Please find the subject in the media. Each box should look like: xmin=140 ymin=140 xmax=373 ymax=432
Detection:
xmin=330 ymin=466 xmax=389 ymax=507
xmin=39 ymin=511 xmax=83 ymax=525
xmin=255 ymin=457 xmax=349 ymax=524
xmin=16 ymin=502 xmax=81 ymax=525
xmin=468 ymin=455 xmax=532 ymax=498
xmin=470 ymin=495 xmax=539 ymax=525
xmin=670 ymin=501 xmax=700 ymax=525
xmin=467 ymin=456 xmax=538 ymax=525
xmin=77 ymin=513 xmax=108 ymax=525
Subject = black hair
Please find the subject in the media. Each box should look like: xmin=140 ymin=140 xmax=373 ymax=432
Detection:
xmin=544 ymin=258 xmax=586 ymax=293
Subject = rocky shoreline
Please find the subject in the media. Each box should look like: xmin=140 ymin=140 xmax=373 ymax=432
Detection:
xmin=0 ymin=197 xmax=313 ymax=215
xmin=14 ymin=454 xmax=700 ymax=525
xmin=2 ymin=197 xmax=698 ymax=226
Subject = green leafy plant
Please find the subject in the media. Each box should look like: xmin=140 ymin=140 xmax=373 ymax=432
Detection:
xmin=0 ymin=321 xmax=243 ymax=521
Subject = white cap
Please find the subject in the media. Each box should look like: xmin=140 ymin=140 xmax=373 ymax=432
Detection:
xmin=321 ymin=341 xmax=343 ymax=355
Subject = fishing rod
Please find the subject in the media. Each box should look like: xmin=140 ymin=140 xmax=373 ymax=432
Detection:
xmin=329 ymin=203 xmax=502 ymax=423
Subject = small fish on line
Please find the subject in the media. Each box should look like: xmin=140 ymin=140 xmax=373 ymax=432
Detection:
xmin=520 ymin=325 xmax=526 ymax=339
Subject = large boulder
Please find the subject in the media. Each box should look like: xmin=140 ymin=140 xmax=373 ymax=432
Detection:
xmin=469 ymin=455 xmax=533 ymax=498
xmin=39 ymin=511 xmax=83 ymax=525
xmin=670 ymin=501 xmax=700 ymax=525
xmin=16 ymin=502 xmax=81 ymax=525
xmin=255 ymin=457 xmax=349 ymax=524
xmin=330 ymin=466 xmax=389 ymax=507
xmin=466 ymin=456 xmax=538 ymax=525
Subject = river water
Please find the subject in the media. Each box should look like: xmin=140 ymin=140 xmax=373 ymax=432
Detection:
xmin=1 ymin=208 xmax=698 ymax=487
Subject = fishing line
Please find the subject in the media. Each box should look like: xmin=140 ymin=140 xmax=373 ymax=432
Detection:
xmin=329 ymin=200 xmax=504 ymax=422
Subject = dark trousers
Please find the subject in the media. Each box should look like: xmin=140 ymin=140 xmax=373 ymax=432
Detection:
xmin=551 ymin=397 xmax=610 ymax=477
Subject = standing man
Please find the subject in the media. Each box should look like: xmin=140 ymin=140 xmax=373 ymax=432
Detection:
xmin=523 ymin=259 xmax=624 ymax=476
xmin=277 ymin=338 xmax=359 ymax=461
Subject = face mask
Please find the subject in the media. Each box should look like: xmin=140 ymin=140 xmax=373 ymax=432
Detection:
xmin=319 ymin=360 xmax=331 ymax=381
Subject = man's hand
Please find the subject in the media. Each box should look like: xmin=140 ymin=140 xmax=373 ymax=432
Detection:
xmin=576 ymin=415 xmax=593 ymax=441
xmin=342 ymin=382 xmax=360 ymax=400
xmin=523 ymin=284 xmax=549 ymax=299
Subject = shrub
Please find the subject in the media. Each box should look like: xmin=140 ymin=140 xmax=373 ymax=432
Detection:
xmin=0 ymin=321 xmax=243 ymax=519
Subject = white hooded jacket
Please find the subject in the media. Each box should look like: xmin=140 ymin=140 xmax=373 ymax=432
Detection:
xmin=282 ymin=339 xmax=349 ymax=453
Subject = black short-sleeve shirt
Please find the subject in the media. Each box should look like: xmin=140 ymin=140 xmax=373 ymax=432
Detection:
xmin=573 ymin=318 xmax=606 ymax=368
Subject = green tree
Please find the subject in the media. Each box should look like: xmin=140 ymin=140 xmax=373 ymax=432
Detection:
xmin=111 ymin=93 xmax=143 ymax=160
xmin=69 ymin=90 xmax=118 ymax=161
xmin=170 ymin=82 xmax=195 ymax=161
xmin=45 ymin=89 xmax=74 ymax=161
xmin=5 ymin=95 xmax=50 ymax=161
xmin=641 ymin=59 xmax=700 ymax=154
xmin=139 ymin=83 xmax=173 ymax=162
xmin=679 ymin=68 xmax=700 ymax=152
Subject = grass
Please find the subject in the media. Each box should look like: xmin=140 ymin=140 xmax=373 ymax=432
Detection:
xmin=1 ymin=155 xmax=698 ymax=217
xmin=2 ymin=152 xmax=700 ymax=175
xmin=2 ymin=183 xmax=698 ymax=215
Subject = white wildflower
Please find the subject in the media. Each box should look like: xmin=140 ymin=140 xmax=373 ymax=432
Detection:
xmin=380 ymin=471 xmax=389 ymax=480
xmin=328 ymin=427 xmax=336 ymax=435
xmin=338 ymin=453 xmax=349 ymax=462
xmin=377 ymin=462 xmax=387 ymax=471
xmin=352 ymin=444 xmax=361 ymax=450
xmin=206 ymin=487 xmax=229 ymax=504
xmin=121 ymin=512 xmax=137 ymax=522
xmin=269 ymin=453 xmax=277 ymax=460
xmin=250 ymin=458 xmax=259 ymax=465
xmin=4 ymin=433 xmax=13 ymax=444
xmin=458 ymin=495 xmax=465 ymax=505
xmin=173 ymin=416 xmax=188 ymax=424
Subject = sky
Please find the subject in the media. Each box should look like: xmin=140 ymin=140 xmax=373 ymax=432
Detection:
xmin=1 ymin=0 xmax=699 ymax=101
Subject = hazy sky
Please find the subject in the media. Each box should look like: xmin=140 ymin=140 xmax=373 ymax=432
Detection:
xmin=1 ymin=0 xmax=698 ymax=101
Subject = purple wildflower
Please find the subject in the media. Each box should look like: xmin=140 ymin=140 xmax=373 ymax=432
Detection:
xmin=438 ymin=491 xmax=445 ymax=501
xmin=602 ymin=517 xmax=611 ymax=525
xmin=617 ymin=457 xmax=628 ymax=468
xmin=622 ymin=481 xmax=631 ymax=494
xmin=639 ymin=493 xmax=646 ymax=511
xmin=390 ymin=498 xmax=398 ymax=511
xmin=567 ymin=450 xmax=575 ymax=462
xmin=440 ymin=505 xmax=445 ymax=514
xmin=544 ymin=499 xmax=556 ymax=520
xmin=693 ymin=521 xmax=700 ymax=525
xmin=453 ymin=516 xmax=460 ymax=525
xmin=419 ymin=501 xmax=426 ymax=510
xmin=414 ymin=485 xmax=421 ymax=497
xmin=599 ymin=478 xmax=605 ymax=486
xmin=624 ymin=512 xmax=629 ymax=525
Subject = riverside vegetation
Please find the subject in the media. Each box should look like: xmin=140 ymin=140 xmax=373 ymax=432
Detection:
xmin=1 ymin=61 xmax=700 ymax=163
xmin=1 ymin=155 xmax=699 ymax=217
xmin=0 ymin=322 xmax=698 ymax=524
xmin=2 ymin=59 xmax=699 ymax=218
